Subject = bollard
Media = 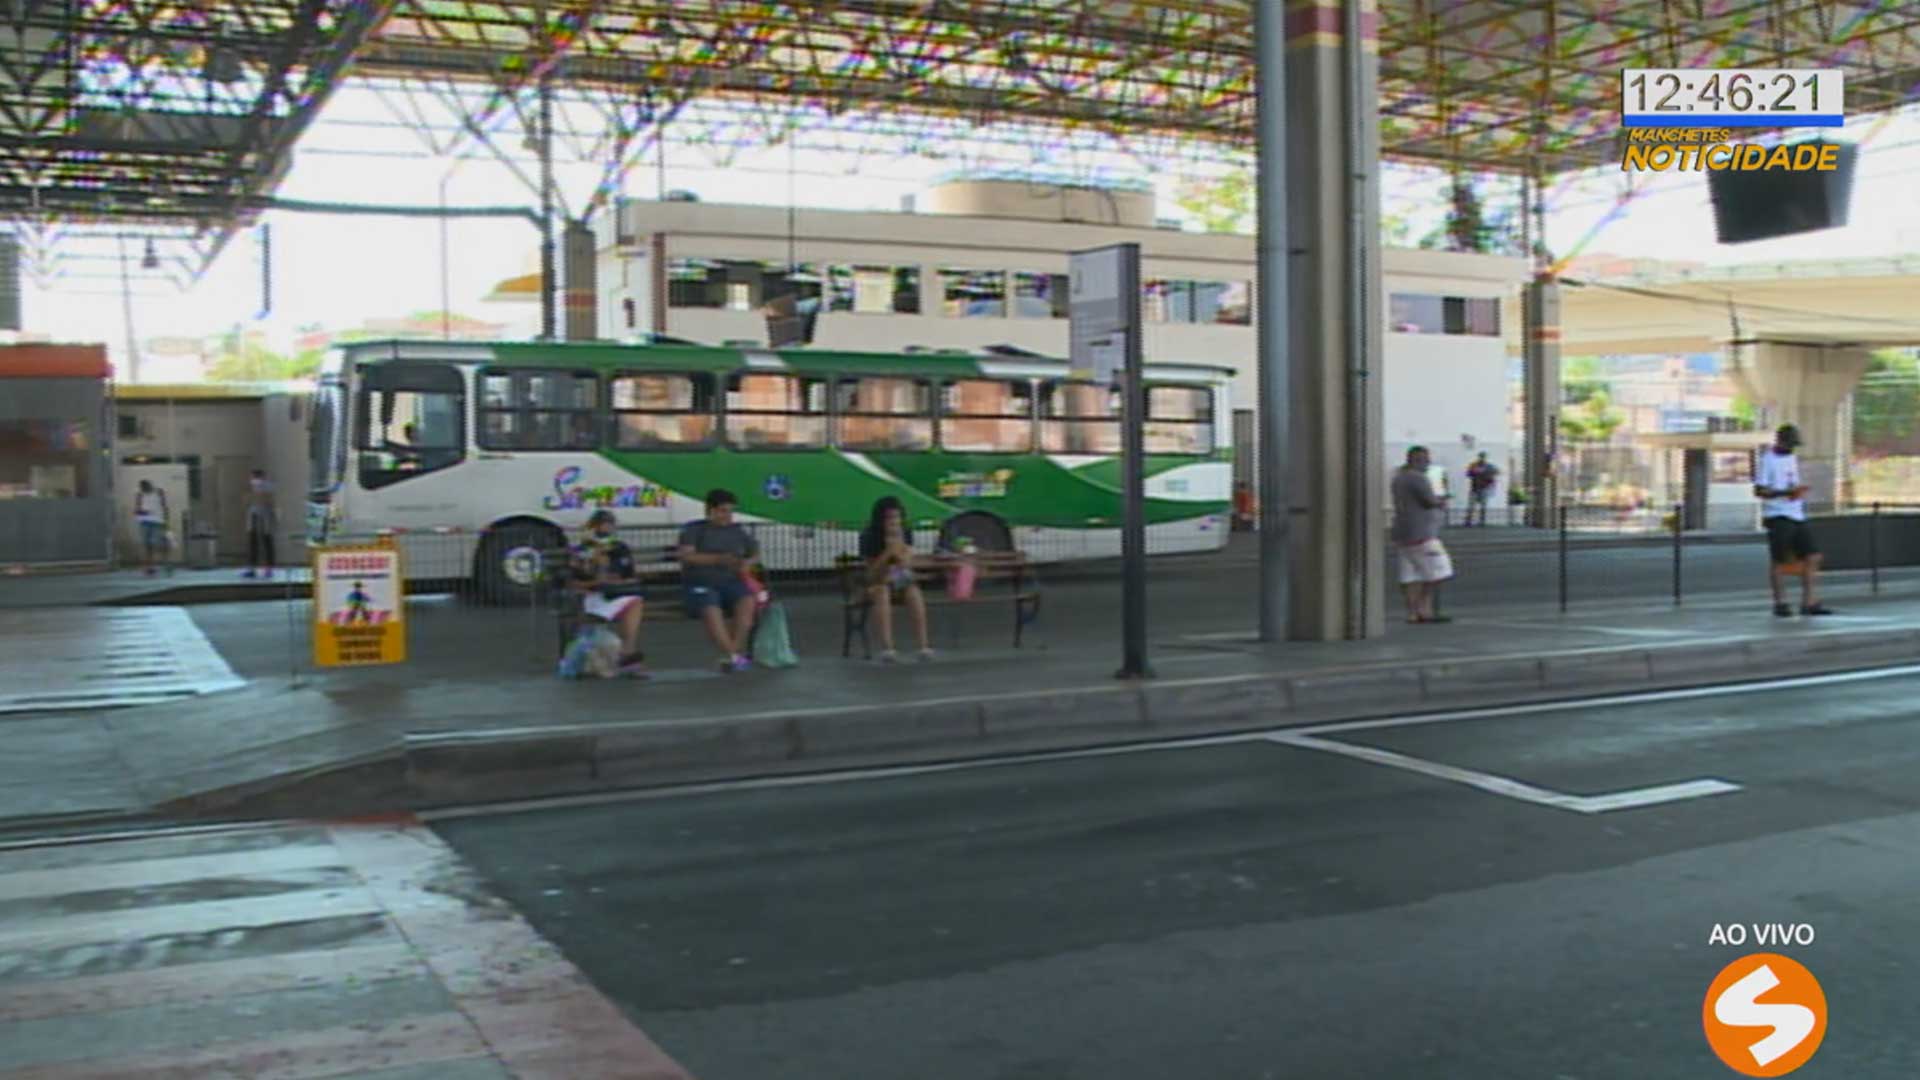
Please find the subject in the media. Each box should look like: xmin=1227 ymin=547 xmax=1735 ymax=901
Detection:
xmin=1871 ymin=501 xmax=1881 ymax=595
xmin=1558 ymin=503 xmax=1569 ymax=613
xmin=1672 ymin=501 xmax=1683 ymax=606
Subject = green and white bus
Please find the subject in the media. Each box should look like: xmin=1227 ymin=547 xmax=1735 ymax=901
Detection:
xmin=308 ymin=339 xmax=1232 ymax=599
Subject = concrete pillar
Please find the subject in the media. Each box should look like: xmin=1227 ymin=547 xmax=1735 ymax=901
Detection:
xmin=1728 ymin=341 xmax=1870 ymax=513
xmin=1283 ymin=0 xmax=1385 ymax=640
xmin=1522 ymin=278 xmax=1562 ymax=526
xmin=563 ymin=220 xmax=597 ymax=341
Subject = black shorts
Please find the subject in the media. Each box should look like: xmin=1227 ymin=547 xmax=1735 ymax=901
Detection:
xmin=1764 ymin=516 xmax=1818 ymax=565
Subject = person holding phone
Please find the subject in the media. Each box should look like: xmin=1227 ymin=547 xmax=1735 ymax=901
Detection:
xmin=859 ymin=495 xmax=933 ymax=662
xmin=1754 ymin=423 xmax=1832 ymax=617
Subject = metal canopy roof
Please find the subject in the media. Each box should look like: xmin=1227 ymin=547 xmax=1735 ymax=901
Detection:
xmin=5 ymin=1 xmax=1920 ymax=260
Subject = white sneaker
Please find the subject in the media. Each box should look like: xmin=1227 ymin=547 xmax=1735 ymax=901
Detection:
xmin=877 ymin=649 xmax=898 ymax=664
xmin=916 ymin=648 xmax=935 ymax=662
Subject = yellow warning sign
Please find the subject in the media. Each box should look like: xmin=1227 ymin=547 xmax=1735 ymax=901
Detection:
xmin=312 ymin=541 xmax=406 ymax=666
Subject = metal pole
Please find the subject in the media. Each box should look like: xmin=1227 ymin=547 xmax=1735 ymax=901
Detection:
xmin=1253 ymin=0 xmax=1289 ymax=643
xmin=1558 ymin=503 xmax=1569 ymax=613
xmin=284 ymin=566 xmax=300 ymax=689
xmin=1672 ymin=500 xmax=1683 ymax=605
xmin=1871 ymin=500 xmax=1881 ymax=594
xmin=439 ymin=171 xmax=452 ymax=340
xmin=538 ymin=75 xmax=557 ymax=341
xmin=1118 ymin=243 xmax=1150 ymax=679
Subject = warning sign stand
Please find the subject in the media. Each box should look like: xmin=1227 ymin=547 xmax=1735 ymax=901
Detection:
xmin=312 ymin=538 xmax=407 ymax=667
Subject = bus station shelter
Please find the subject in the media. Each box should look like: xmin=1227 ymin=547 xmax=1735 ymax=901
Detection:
xmin=5 ymin=1 xmax=1919 ymax=636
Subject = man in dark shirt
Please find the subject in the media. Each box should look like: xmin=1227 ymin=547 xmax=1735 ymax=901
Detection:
xmin=677 ymin=488 xmax=762 ymax=672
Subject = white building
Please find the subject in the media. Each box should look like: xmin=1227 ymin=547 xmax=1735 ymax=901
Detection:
xmin=592 ymin=178 xmax=1529 ymax=495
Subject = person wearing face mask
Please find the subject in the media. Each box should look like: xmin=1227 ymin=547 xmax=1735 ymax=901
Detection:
xmin=1754 ymin=423 xmax=1832 ymax=617
xmin=569 ymin=509 xmax=649 ymax=675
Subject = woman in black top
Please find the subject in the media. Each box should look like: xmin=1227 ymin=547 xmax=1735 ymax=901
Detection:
xmin=859 ymin=496 xmax=933 ymax=661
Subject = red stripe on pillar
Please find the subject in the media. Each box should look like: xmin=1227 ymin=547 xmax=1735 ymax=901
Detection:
xmin=1285 ymin=2 xmax=1378 ymax=45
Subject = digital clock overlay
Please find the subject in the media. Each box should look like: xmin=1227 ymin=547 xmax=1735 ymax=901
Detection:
xmin=1621 ymin=68 xmax=1844 ymax=128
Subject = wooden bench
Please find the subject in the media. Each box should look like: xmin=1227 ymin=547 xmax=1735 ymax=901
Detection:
xmin=835 ymin=550 xmax=1042 ymax=659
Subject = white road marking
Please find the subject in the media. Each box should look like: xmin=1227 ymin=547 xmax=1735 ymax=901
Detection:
xmin=1265 ymin=731 xmax=1740 ymax=814
xmin=1457 ymin=618 xmax=1704 ymax=640
xmin=0 ymin=607 xmax=243 ymax=714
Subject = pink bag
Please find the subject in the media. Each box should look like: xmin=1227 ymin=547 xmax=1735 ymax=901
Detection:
xmin=946 ymin=560 xmax=978 ymax=600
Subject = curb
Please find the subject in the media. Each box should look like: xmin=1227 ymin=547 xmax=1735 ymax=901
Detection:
xmin=388 ymin=625 xmax=1920 ymax=816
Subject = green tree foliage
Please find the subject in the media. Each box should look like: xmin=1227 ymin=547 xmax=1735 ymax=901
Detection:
xmin=1852 ymin=348 xmax=1920 ymax=452
xmin=1561 ymin=355 xmax=1609 ymax=406
xmin=1558 ymin=388 xmax=1626 ymax=443
xmin=205 ymin=333 xmax=324 ymax=382
xmin=1175 ymin=172 xmax=1423 ymax=246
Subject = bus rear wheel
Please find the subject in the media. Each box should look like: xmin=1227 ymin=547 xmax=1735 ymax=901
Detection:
xmin=474 ymin=520 xmax=563 ymax=605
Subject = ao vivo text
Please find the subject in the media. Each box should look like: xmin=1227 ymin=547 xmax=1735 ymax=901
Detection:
xmin=1711 ymin=923 xmax=1816 ymax=947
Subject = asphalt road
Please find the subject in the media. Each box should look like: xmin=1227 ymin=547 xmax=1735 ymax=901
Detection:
xmin=434 ymin=668 xmax=1920 ymax=1079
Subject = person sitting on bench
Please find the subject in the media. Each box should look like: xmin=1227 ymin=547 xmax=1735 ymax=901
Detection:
xmin=571 ymin=509 xmax=649 ymax=676
xmin=861 ymin=495 xmax=934 ymax=662
xmin=678 ymin=488 xmax=761 ymax=673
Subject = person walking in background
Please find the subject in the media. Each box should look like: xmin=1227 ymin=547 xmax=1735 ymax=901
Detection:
xmin=1755 ymin=423 xmax=1833 ymax=617
xmin=133 ymin=479 xmax=172 ymax=577
xmin=1391 ymin=446 xmax=1453 ymax=624
xmin=243 ymin=468 xmax=276 ymax=579
xmin=1465 ymin=451 xmax=1499 ymax=527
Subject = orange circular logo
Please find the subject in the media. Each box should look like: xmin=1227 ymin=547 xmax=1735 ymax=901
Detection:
xmin=1702 ymin=952 xmax=1828 ymax=1076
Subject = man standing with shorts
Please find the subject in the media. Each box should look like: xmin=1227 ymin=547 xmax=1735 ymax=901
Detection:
xmin=1391 ymin=446 xmax=1453 ymax=624
xmin=1755 ymin=423 xmax=1832 ymax=617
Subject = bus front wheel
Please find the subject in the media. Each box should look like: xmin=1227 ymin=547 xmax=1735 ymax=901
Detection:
xmin=475 ymin=520 xmax=563 ymax=605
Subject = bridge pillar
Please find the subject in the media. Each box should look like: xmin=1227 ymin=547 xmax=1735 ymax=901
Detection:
xmin=1267 ymin=0 xmax=1386 ymax=641
xmin=1522 ymin=278 xmax=1562 ymax=526
xmin=1728 ymin=341 xmax=1871 ymax=512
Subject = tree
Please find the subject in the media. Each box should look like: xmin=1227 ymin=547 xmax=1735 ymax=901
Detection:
xmin=1562 ymin=355 xmax=1609 ymax=406
xmin=1559 ymin=388 xmax=1625 ymax=443
xmin=1174 ymin=172 xmax=1254 ymax=234
xmin=205 ymin=333 xmax=324 ymax=382
xmin=1852 ymin=348 xmax=1920 ymax=452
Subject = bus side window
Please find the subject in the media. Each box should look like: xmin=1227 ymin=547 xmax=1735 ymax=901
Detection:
xmin=1144 ymin=385 xmax=1215 ymax=455
xmin=1039 ymin=381 xmax=1120 ymax=455
xmin=726 ymin=373 xmax=826 ymax=449
xmin=612 ymin=373 xmax=717 ymax=449
xmin=834 ymin=376 xmax=932 ymax=451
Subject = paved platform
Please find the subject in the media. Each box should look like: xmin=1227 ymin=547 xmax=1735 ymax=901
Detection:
xmin=3 ymin=559 xmax=1919 ymax=831
xmin=0 ymin=817 xmax=692 ymax=1078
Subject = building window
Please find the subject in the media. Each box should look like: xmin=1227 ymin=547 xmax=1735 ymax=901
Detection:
xmin=1389 ymin=293 xmax=1501 ymax=336
xmin=1144 ymin=280 xmax=1253 ymax=325
xmin=477 ymin=369 xmax=601 ymax=451
xmin=0 ymin=419 xmax=92 ymax=499
xmin=1039 ymin=381 xmax=1121 ymax=454
xmin=1145 ymin=385 xmax=1215 ymax=455
xmin=726 ymin=373 xmax=827 ymax=449
xmin=835 ymin=376 xmax=933 ymax=451
xmin=611 ymin=373 xmax=717 ymax=449
xmin=941 ymin=379 xmax=1033 ymax=452
xmin=940 ymin=269 xmax=1006 ymax=318
xmin=1013 ymin=272 xmax=1069 ymax=319
xmin=117 ymin=413 xmax=139 ymax=438
xmin=668 ymin=259 xmax=824 ymax=311
xmin=828 ymin=265 xmax=921 ymax=314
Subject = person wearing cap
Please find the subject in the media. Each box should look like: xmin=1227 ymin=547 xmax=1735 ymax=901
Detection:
xmin=1754 ymin=423 xmax=1832 ymax=617
xmin=570 ymin=509 xmax=649 ymax=675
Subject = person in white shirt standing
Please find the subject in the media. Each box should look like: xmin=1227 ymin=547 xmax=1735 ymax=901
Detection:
xmin=1754 ymin=423 xmax=1832 ymax=617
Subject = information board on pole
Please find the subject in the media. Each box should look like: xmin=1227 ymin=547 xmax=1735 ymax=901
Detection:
xmin=1071 ymin=243 xmax=1150 ymax=679
xmin=312 ymin=541 xmax=407 ymax=666
xmin=1069 ymin=246 xmax=1129 ymax=387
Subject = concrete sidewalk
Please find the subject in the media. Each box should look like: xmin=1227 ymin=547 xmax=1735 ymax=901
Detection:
xmin=6 ymin=572 xmax=1920 ymax=833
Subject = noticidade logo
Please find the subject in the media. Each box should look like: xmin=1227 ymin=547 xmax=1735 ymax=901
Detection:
xmin=1622 ymin=128 xmax=1844 ymax=173
xmin=1702 ymin=952 xmax=1828 ymax=1076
